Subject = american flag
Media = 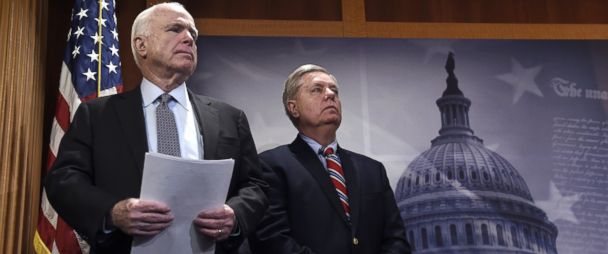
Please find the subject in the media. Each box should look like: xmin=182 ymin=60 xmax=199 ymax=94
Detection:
xmin=34 ymin=0 xmax=123 ymax=253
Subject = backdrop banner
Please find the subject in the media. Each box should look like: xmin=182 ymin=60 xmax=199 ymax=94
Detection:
xmin=192 ymin=36 xmax=608 ymax=254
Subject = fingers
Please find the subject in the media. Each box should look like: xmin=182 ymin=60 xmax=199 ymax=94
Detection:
xmin=196 ymin=204 xmax=234 ymax=219
xmin=198 ymin=226 xmax=230 ymax=241
xmin=130 ymin=199 xmax=172 ymax=214
xmin=193 ymin=216 xmax=234 ymax=231
xmin=193 ymin=205 xmax=235 ymax=241
xmin=129 ymin=220 xmax=173 ymax=236
xmin=111 ymin=198 xmax=174 ymax=236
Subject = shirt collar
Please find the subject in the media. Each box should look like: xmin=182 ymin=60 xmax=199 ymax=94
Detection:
xmin=140 ymin=78 xmax=191 ymax=111
xmin=299 ymin=133 xmax=338 ymax=155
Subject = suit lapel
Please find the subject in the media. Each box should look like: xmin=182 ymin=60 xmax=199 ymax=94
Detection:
xmin=113 ymin=87 xmax=148 ymax=177
xmin=188 ymin=91 xmax=219 ymax=159
xmin=289 ymin=137 xmax=351 ymax=227
xmin=338 ymin=147 xmax=361 ymax=234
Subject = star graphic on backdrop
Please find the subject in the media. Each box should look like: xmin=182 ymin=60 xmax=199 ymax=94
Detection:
xmin=496 ymin=58 xmax=543 ymax=104
xmin=536 ymin=181 xmax=581 ymax=224
xmin=411 ymin=40 xmax=456 ymax=63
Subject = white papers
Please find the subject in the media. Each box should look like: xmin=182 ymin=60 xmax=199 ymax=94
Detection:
xmin=131 ymin=153 xmax=234 ymax=254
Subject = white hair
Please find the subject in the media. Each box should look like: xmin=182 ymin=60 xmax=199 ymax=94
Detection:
xmin=283 ymin=64 xmax=338 ymax=125
xmin=130 ymin=2 xmax=192 ymax=67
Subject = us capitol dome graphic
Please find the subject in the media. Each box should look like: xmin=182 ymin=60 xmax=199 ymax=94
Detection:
xmin=395 ymin=53 xmax=558 ymax=253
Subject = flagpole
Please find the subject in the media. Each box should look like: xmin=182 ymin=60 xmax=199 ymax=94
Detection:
xmin=97 ymin=0 xmax=102 ymax=96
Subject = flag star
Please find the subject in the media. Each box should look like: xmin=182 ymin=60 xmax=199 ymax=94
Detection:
xmin=95 ymin=17 xmax=107 ymax=27
xmin=87 ymin=49 xmax=99 ymax=62
xmin=71 ymin=45 xmax=81 ymax=59
xmin=111 ymin=28 xmax=119 ymax=41
xmin=73 ymin=26 xmax=85 ymax=39
xmin=101 ymin=0 xmax=109 ymax=11
xmin=536 ymin=181 xmax=581 ymax=224
xmin=90 ymin=32 xmax=103 ymax=45
xmin=109 ymin=44 xmax=119 ymax=56
xmin=496 ymin=58 xmax=543 ymax=104
xmin=82 ymin=68 xmax=97 ymax=81
xmin=76 ymin=8 xmax=88 ymax=20
xmin=113 ymin=13 xmax=118 ymax=25
xmin=106 ymin=61 xmax=118 ymax=74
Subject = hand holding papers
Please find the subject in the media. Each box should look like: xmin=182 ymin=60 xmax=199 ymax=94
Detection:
xmin=131 ymin=153 xmax=234 ymax=254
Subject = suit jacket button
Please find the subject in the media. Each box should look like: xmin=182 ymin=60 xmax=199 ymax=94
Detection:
xmin=353 ymin=237 xmax=359 ymax=245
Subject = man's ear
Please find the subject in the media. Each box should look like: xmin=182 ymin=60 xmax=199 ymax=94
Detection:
xmin=133 ymin=36 xmax=147 ymax=59
xmin=287 ymin=100 xmax=299 ymax=118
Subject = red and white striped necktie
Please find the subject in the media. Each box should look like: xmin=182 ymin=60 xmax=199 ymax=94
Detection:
xmin=323 ymin=147 xmax=350 ymax=219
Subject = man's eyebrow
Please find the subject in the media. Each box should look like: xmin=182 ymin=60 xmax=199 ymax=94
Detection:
xmin=164 ymin=22 xmax=198 ymax=34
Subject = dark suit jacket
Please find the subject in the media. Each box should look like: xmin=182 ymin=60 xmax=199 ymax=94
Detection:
xmin=45 ymin=86 xmax=268 ymax=253
xmin=249 ymin=136 xmax=410 ymax=254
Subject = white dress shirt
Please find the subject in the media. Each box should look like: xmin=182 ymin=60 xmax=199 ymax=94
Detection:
xmin=140 ymin=79 xmax=203 ymax=159
xmin=299 ymin=133 xmax=339 ymax=169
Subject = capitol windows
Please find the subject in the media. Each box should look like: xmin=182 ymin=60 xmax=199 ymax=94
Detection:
xmin=416 ymin=175 xmax=420 ymax=186
xmin=465 ymin=223 xmax=474 ymax=245
xmin=511 ymin=226 xmax=521 ymax=248
xmin=408 ymin=230 xmax=416 ymax=251
xmin=492 ymin=167 xmax=500 ymax=182
xmin=425 ymin=173 xmax=430 ymax=184
xmin=483 ymin=170 xmax=490 ymax=182
xmin=535 ymin=231 xmax=542 ymax=252
xmin=481 ymin=224 xmax=490 ymax=245
xmin=421 ymin=227 xmax=429 ymax=249
xmin=523 ymin=227 xmax=532 ymax=250
xmin=471 ymin=170 xmax=478 ymax=181
xmin=435 ymin=172 xmax=441 ymax=182
xmin=497 ymin=224 xmax=506 ymax=246
xmin=450 ymin=224 xmax=458 ymax=245
xmin=435 ymin=225 xmax=444 ymax=247
xmin=458 ymin=167 xmax=465 ymax=180
xmin=543 ymin=234 xmax=551 ymax=252
xmin=447 ymin=169 xmax=453 ymax=180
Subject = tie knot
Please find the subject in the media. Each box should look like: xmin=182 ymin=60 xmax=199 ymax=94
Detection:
xmin=159 ymin=93 xmax=173 ymax=104
xmin=323 ymin=146 xmax=335 ymax=156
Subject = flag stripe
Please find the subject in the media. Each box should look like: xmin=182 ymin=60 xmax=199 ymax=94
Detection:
xmin=58 ymin=62 xmax=81 ymax=121
xmin=54 ymin=94 xmax=71 ymax=132
xmin=36 ymin=209 xmax=56 ymax=248
xmin=49 ymin=119 xmax=66 ymax=160
xmin=45 ymin=150 xmax=57 ymax=173
xmin=40 ymin=189 xmax=58 ymax=228
xmin=55 ymin=218 xmax=81 ymax=253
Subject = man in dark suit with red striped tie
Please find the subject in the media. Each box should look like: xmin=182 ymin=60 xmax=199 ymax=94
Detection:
xmin=249 ymin=64 xmax=410 ymax=254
